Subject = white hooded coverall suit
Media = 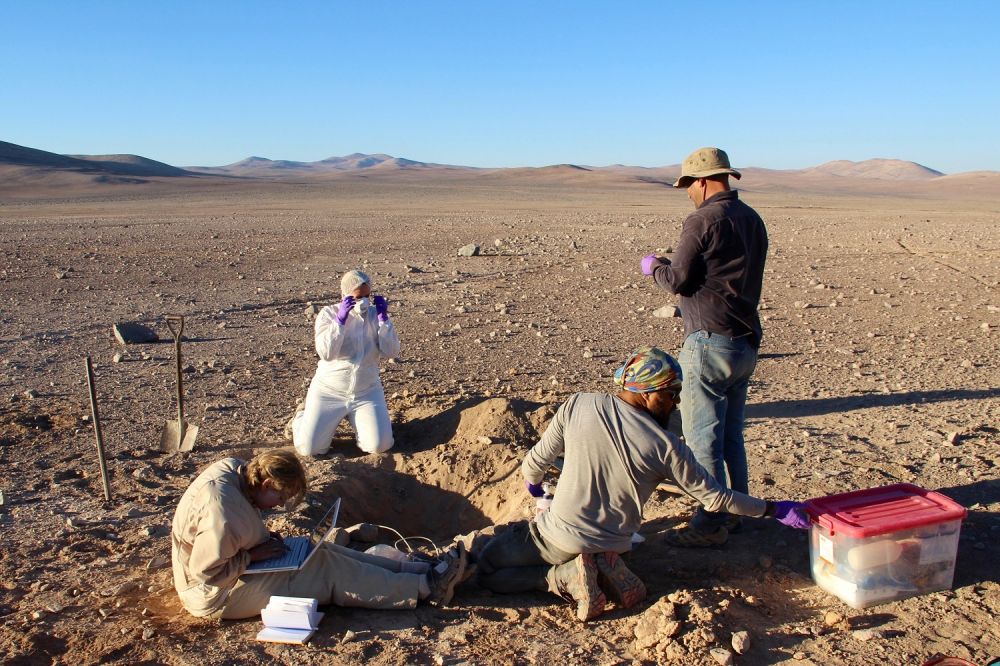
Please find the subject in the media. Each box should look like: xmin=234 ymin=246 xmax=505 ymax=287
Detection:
xmin=292 ymin=301 xmax=400 ymax=455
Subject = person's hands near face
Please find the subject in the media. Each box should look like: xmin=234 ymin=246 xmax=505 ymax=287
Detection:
xmin=373 ymin=294 xmax=389 ymax=321
xmin=335 ymin=296 xmax=356 ymax=324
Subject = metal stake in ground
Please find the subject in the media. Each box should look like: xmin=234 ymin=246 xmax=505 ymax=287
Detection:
xmin=84 ymin=356 xmax=113 ymax=502
xmin=159 ymin=314 xmax=198 ymax=452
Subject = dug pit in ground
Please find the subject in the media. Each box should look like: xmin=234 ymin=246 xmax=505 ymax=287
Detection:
xmin=305 ymin=397 xmax=556 ymax=549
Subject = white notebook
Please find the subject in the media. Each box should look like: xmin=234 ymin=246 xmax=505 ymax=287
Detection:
xmin=256 ymin=596 xmax=324 ymax=644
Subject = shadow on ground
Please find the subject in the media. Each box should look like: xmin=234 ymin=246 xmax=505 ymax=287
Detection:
xmin=748 ymin=388 xmax=1000 ymax=419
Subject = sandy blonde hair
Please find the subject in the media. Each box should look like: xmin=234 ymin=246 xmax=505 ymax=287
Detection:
xmin=246 ymin=449 xmax=307 ymax=505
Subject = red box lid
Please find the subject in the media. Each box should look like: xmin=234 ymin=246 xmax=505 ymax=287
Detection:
xmin=804 ymin=483 xmax=967 ymax=538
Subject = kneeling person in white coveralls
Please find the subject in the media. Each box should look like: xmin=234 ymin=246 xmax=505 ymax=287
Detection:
xmin=291 ymin=269 xmax=400 ymax=456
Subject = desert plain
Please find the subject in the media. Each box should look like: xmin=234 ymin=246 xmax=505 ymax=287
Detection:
xmin=0 ymin=160 xmax=998 ymax=665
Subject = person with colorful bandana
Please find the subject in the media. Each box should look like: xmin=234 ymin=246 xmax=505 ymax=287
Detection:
xmin=475 ymin=347 xmax=808 ymax=622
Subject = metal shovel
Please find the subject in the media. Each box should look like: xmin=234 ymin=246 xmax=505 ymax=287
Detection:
xmin=159 ymin=315 xmax=198 ymax=452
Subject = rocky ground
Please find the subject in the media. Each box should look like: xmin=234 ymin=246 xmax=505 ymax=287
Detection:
xmin=0 ymin=174 xmax=997 ymax=665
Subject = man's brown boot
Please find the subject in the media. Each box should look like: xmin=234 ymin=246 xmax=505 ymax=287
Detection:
xmin=595 ymin=552 xmax=646 ymax=609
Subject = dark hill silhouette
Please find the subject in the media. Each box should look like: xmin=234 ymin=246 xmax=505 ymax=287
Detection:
xmin=0 ymin=140 xmax=193 ymax=177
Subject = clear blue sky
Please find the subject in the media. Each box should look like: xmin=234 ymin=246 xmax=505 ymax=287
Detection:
xmin=2 ymin=1 xmax=997 ymax=172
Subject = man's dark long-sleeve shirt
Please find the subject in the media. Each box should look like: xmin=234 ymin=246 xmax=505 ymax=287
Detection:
xmin=651 ymin=190 xmax=767 ymax=347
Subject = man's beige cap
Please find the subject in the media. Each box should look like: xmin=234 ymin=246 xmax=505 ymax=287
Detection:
xmin=673 ymin=147 xmax=742 ymax=188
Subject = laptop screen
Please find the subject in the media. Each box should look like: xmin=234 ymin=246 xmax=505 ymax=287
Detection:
xmin=308 ymin=497 xmax=341 ymax=549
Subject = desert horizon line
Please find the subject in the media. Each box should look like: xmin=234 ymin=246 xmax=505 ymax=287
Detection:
xmin=6 ymin=138 xmax=999 ymax=177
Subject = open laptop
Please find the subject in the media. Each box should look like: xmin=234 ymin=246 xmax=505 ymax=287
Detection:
xmin=244 ymin=498 xmax=341 ymax=574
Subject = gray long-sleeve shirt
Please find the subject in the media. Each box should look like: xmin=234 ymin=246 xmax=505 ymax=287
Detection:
xmin=522 ymin=392 xmax=767 ymax=554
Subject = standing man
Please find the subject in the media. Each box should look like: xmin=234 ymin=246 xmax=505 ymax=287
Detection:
xmin=476 ymin=347 xmax=808 ymax=622
xmin=640 ymin=147 xmax=768 ymax=547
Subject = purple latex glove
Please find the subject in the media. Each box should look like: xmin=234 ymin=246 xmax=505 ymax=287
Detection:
xmin=774 ymin=501 xmax=811 ymax=529
xmin=374 ymin=294 xmax=389 ymax=322
xmin=335 ymin=296 xmax=355 ymax=325
xmin=640 ymin=254 xmax=660 ymax=276
xmin=525 ymin=481 xmax=545 ymax=498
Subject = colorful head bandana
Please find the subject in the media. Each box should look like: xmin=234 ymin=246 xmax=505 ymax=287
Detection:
xmin=613 ymin=346 xmax=683 ymax=394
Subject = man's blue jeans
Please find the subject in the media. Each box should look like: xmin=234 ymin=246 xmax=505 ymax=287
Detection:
xmin=678 ymin=330 xmax=758 ymax=532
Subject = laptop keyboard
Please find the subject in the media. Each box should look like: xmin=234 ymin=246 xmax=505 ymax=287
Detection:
xmin=255 ymin=536 xmax=308 ymax=569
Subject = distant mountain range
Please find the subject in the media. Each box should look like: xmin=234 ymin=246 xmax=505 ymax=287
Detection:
xmin=189 ymin=152 xmax=468 ymax=176
xmin=2 ymin=139 xmax=996 ymax=195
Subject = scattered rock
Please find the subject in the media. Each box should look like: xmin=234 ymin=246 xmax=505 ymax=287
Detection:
xmin=711 ymin=647 xmax=734 ymax=665
xmin=304 ymin=303 xmax=320 ymax=320
xmin=341 ymin=629 xmax=357 ymax=644
xmin=112 ymin=322 xmax=158 ymax=345
xmin=823 ymin=610 xmax=844 ymax=626
xmin=24 ymin=389 xmax=38 ymax=400
xmin=945 ymin=431 xmax=960 ymax=444
xmin=146 ymin=555 xmax=170 ymax=572
xmin=634 ymin=598 xmax=681 ymax=652
xmin=457 ymin=244 xmax=480 ymax=257
xmin=852 ymin=629 xmax=876 ymax=642
xmin=106 ymin=581 xmax=139 ymax=597
xmin=731 ymin=630 xmax=751 ymax=654
xmin=112 ymin=352 xmax=124 ymax=363
xmin=652 ymin=305 xmax=682 ymax=318
xmin=346 ymin=522 xmax=379 ymax=543
xmin=142 ymin=627 xmax=155 ymax=640
xmin=328 ymin=527 xmax=350 ymax=546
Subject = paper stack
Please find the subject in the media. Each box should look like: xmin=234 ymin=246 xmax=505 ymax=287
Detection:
xmin=255 ymin=596 xmax=324 ymax=644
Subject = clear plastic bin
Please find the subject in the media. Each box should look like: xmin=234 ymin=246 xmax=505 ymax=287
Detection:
xmin=805 ymin=484 xmax=966 ymax=609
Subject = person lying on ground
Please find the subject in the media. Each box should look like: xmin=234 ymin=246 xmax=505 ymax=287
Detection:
xmin=288 ymin=269 xmax=400 ymax=456
xmin=475 ymin=346 xmax=809 ymax=622
xmin=170 ymin=449 xmax=466 ymax=619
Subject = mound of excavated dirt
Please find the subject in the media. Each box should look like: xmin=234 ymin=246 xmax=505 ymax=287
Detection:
xmin=310 ymin=398 xmax=556 ymax=544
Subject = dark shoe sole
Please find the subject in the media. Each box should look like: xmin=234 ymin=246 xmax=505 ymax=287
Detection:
xmin=595 ymin=552 xmax=646 ymax=609
xmin=572 ymin=554 xmax=607 ymax=622
xmin=664 ymin=525 xmax=729 ymax=548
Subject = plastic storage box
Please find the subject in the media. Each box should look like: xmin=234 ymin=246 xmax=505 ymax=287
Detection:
xmin=804 ymin=483 xmax=967 ymax=609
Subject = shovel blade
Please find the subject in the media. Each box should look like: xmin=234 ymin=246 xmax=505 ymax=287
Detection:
xmin=160 ymin=421 xmax=199 ymax=452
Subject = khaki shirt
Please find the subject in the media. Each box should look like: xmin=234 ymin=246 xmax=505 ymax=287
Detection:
xmin=171 ymin=458 xmax=269 ymax=616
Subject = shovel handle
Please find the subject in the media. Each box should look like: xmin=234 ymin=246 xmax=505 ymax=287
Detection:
xmin=165 ymin=315 xmax=184 ymax=342
xmin=165 ymin=315 xmax=185 ymax=429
